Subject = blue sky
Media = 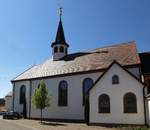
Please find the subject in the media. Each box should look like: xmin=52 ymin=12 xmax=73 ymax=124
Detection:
xmin=0 ymin=0 xmax=150 ymax=98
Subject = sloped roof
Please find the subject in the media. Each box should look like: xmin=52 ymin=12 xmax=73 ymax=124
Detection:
xmin=12 ymin=41 xmax=140 ymax=82
xmin=5 ymin=92 xmax=12 ymax=97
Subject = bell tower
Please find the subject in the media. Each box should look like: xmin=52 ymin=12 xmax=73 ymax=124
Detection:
xmin=51 ymin=7 xmax=69 ymax=61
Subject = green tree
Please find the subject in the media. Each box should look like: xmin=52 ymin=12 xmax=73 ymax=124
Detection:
xmin=32 ymin=80 xmax=50 ymax=123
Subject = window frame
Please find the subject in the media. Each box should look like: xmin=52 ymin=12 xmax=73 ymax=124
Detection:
xmin=98 ymin=94 xmax=110 ymax=114
xmin=112 ymin=75 xmax=119 ymax=84
xmin=20 ymin=85 xmax=26 ymax=104
xmin=54 ymin=46 xmax=58 ymax=53
xmin=58 ymin=80 xmax=68 ymax=106
xmin=82 ymin=78 xmax=93 ymax=106
xmin=123 ymin=92 xmax=137 ymax=113
xmin=60 ymin=46 xmax=64 ymax=53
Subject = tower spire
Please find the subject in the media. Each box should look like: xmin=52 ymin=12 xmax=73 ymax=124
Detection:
xmin=51 ymin=7 xmax=69 ymax=61
xmin=51 ymin=7 xmax=69 ymax=47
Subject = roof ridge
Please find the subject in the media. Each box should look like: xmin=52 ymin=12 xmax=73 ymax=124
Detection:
xmin=51 ymin=41 xmax=136 ymax=57
xmin=88 ymin=41 xmax=136 ymax=52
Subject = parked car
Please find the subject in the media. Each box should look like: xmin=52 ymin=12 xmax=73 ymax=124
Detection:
xmin=3 ymin=111 xmax=21 ymax=119
xmin=0 ymin=111 xmax=6 ymax=115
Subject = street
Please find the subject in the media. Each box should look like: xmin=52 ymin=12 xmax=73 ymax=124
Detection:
xmin=0 ymin=116 xmax=33 ymax=130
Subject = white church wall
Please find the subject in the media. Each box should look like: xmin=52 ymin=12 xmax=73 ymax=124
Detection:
xmin=30 ymin=72 xmax=102 ymax=120
xmin=145 ymin=98 xmax=150 ymax=126
xmin=13 ymin=65 xmax=141 ymax=120
xmin=89 ymin=63 xmax=145 ymax=125
xmin=13 ymin=80 xmax=30 ymax=116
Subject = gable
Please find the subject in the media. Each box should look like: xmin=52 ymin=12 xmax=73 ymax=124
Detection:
xmin=89 ymin=61 xmax=144 ymax=94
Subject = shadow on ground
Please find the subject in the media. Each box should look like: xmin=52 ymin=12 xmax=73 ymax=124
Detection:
xmin=41 ymin=122 xmax=67 ymax=126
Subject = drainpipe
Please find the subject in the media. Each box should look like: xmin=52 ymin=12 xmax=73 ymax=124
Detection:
xmin=143 ymin=85 xmax=147 ymax=126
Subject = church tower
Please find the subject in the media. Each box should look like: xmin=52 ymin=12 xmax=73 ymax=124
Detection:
xmin=51 ymin=8 xmax=69 ymax=61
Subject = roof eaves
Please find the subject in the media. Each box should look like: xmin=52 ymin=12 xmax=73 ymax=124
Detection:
xmin=11 ymin=65 xmax=36 ymax=83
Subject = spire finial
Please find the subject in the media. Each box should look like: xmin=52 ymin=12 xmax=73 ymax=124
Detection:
xmin=59 ymin=7 xmax=63 ymax=19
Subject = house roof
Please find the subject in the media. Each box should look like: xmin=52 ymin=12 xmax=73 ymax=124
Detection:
xmin=5 ymin=92 xmax=12 ymax=97
xmin=139 ymin=52 xmax=150 ymax=75
xmin=12 ymin=41 xmax=140 ymax=82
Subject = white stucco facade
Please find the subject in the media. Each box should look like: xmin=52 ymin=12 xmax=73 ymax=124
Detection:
xmin=12 ymin=63 xmax=146 ymax=125
xmin=89 ymin=63 xmax=145 ymax=125
xmin=13 ymin=72 xmax=102 ymax=120
xmin=145 ymin=95 xmax=150 ymax=126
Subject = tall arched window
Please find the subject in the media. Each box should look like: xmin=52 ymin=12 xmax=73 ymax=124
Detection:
xmin=123 ymin=92 xmax=137 ymax=113
xmin=20 ymin=85 xmax=26 ymax=104
xmin=58 ymin=80 xmax=68 ymax=106
xmin=54 ymin=46 xmax=58 ymax=53
xmin=60 ymin=46 xmax=64 ymax=53
xmin=83 ymin=78 xmax=93 ymax=105
xmin=99 ymin=94 xmax=110 ymax=113
xmin=112 ymin=75 xmax=119 ymax=84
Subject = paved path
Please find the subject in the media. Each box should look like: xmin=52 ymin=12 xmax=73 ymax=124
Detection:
xmin=0 ymin=117 xmax=34 ymax=130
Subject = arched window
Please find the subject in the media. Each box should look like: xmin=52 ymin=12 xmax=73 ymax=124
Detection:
xmin=83 ymin=78 xmax=93 ymax=105
xmin=60 ymin=46 xmax=64 ymax=53
xmin=123 ymin=92 xmax=137 ymax=113
xmin=20 ymin=85 xmax=26 ymax=104
xmin=99 ymin=94 xmax=110 ymax=113
xmin=54 ymin=46 xmax=58 ymax=53
xmin=112 ymin=75 xmax=119 ymax=84
xmin=58 ymin=80 xmax=68 ymax=106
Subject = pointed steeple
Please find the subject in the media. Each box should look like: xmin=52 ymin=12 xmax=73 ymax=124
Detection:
xmin=51 ymin=8 xmax=69 ymax=47
xmin=55 ymin=18 xmax=66 ymax=44
xmin=51 ymin=7 xmax=69 ymax=61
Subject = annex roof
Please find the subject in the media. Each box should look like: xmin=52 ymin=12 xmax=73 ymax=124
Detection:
xmin=12 ymin=41 xmax=140 ymax=82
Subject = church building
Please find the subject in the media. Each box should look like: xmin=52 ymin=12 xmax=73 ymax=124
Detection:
xmin=11 ymin=10 xmax=149 ymax=126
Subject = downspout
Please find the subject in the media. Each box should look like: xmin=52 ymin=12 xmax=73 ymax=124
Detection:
xmin=143 ymin=85 xmax=147 ymax=125
xmin=29 ymin=80 xmax=32 ymax=119
xmin=12 ymin=82 xmax=15 ymax=111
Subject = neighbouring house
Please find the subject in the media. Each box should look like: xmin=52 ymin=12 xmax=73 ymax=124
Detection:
xmin=5 ymin=92 xmax=13 ymax=111
xmin=139 ymin=52 xmax=150 ymax=126
xmin=0 ymin=98 xmax=5 ymax=112
xmin=11 ymin=12 xmax=150 ymax=126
